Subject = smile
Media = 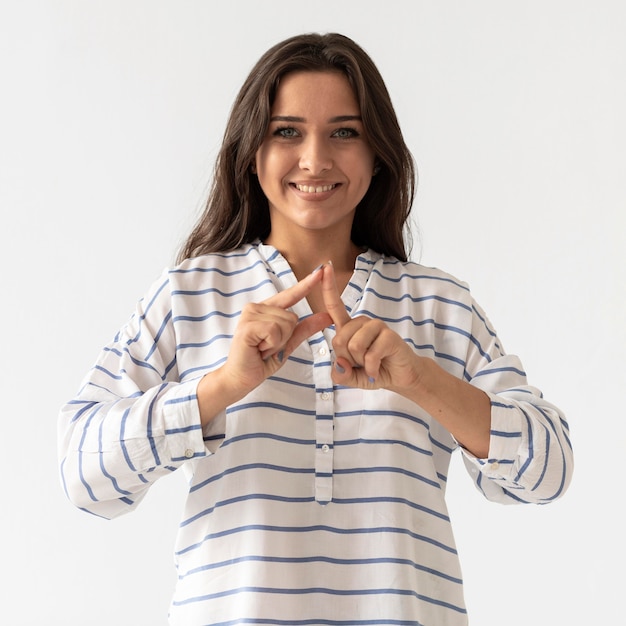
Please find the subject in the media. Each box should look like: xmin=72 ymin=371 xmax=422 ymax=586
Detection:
xmin=294 ymin=183 xmax=337 ymax=194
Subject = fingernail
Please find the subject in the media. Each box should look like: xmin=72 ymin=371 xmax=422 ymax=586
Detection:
xmin=311 ymin=263 xmax=324 ymax=275
xmin=368 ymin=376 xmax=376 ymax=384
xmin=335 ymin=362 xmax=345 ymax=374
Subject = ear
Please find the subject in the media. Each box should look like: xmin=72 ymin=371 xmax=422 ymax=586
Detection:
xmin=250 ymin=162 xmax=257 ymax=175
xmin=372 ymin=162 xmax=381 ymax=176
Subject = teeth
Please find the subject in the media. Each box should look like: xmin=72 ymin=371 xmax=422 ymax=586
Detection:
xmin=295 ymin=184 xmax=336 ymax=193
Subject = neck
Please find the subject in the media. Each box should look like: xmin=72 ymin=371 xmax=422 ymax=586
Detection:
xmin=265 ymin=231 xmax=362 ymax=281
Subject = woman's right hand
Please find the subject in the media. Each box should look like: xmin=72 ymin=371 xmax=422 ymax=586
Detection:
xmin=197 ymin=267 xmax=331 ymax=426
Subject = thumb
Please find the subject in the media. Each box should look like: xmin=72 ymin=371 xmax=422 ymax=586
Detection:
xmin=332 ymin=355 xmax=378 ymax=388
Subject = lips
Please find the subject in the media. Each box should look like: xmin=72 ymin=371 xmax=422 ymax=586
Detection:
xmin=293 ymin=183 xmax=338 ymax=194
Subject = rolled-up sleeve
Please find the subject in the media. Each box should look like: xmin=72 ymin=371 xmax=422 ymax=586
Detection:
xmin=57 ymin=271 xmax=210 ymax=520
xmin=460 ymin=301 xmax=573 ymax=504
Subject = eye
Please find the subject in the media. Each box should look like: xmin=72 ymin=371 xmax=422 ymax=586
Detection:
xmin=332 ymin=127 xmax=360 ymax=139
xmin=273 ymin=126 xmax=300 ymax=138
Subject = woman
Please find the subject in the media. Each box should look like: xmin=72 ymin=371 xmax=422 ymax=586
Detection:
xmin=58 ymin=33 xmax=573 ymax=625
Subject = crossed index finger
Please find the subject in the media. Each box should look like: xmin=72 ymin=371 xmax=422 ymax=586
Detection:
xmin=321 ymin=262 xmax=351 ymax=330
xmin=263 ymin=264 xmax=325 ymax=310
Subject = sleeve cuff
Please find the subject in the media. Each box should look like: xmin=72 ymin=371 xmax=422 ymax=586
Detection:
xmin=161 ymin=379 xmax=209 ymax=462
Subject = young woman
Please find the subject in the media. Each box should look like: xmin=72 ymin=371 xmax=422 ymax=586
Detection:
xmin=58 ymin=33 xmax=573 ymax=625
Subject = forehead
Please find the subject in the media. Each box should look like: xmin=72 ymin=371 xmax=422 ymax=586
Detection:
xmin=271 ymin=71 xmax=360 ymax=116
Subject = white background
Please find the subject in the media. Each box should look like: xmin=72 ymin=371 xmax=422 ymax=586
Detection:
xmin=1 ymin=1 xmax=624 ymax=624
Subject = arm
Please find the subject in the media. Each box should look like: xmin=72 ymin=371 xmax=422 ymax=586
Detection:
xmin=323 ymin=263 xmax=573 ymax=504
xmin=57 ymin=271 xmax=207 ymax=519
xmin=58 ymin=267 xmax=331 ymax=520
xmin=196 ymin=267 xmax=331 ymax=427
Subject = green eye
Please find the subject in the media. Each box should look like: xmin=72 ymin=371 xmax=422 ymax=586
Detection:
xmin=333 ymin=127 xmax=359 ymax=139
xmin=274 ymin=127 xmax=299 ymax=138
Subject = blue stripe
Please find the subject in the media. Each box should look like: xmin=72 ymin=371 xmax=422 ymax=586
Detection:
xmin=219 ymin=431 xmax=315 ymax=449
xmin=335 ymin=466 xmax=441 ymax=489
xmin=144 ymin=309 xmax=173 ymax=360
xmin=171 ymin=278 xmax=273 ymax=298
xmin=179 ymin=358 xmax=227 ymax=380
xmin=68 ymin=399 xmax=98 ymax=423
xmin=145 ymin=385 xmax=167 ymax=467
xmin=404 ymin=338 xmax=466 ymax=369
xmin=177 ymin=333 xmax=234 ymax=350
xmin=176 ymin=524 xmax=458 ymax=558
xmin=227 ymin=402 xmax=316 ymax=416
xmin=372 ymin=266 xmax=469 ymax=292
xmin=490 ymin=430 xmax=523 ymax=438
xmin=471 ymin=304 xmax=503 ymax=352
xmin=180 ymin=493 xmax=316 ymax=528
xmin=164 ymin=394 xmax=197 ymax=407
xmin=172 ymin=584 xmax=466 ymax=614
xmin=333 ymin=437 xmax=432 ymax=456
xmin=473 ymin=365 xmax=526 ymax=378
xmin=121 ymin=278 xmax=170 ymax=347
xmin=171 ymin=257 xmax=265 ymax=276
xmin=334 ymin=496 xmax=449 ymax=522
xmin=513 ymin=408 xmax=534 ymax=482
xmin=190 ymin=462 xmax=315 ymax=494
xmin=179 ymin=554 xmax=462 ymax=585
xmin=173 ymin=310 xmax=241 ymax=323
xmin=119 ymin=407 xmax=138 ymax=472
xmin=266 ymin=375 xmax=316 ymax=390
xmin=98 ymin=420 xmax=132 ymax=497
xmin=363 ymin=287 xmax=472 ymax=312
xmin=205 ymin=617 xmax=424 ymax=626
xmin=534 ymin=406 xmax=570 ymax=501
xmin=165 ymin=424 xmax=202 ymax=435
xmin=77 ymin=405 xmax=102 ymax=502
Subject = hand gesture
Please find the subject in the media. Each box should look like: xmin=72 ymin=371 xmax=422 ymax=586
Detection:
xmin=219 ymin=267 xmax=332 ymax=397
xmin=321 ymin=263 xmax=421 ymax=393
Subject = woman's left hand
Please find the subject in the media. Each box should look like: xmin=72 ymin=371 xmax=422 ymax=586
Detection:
xmin=321 ymin=263 xmax=422 ymax=392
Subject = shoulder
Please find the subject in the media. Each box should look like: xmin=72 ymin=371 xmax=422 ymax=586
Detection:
xmin=165 ymin=244 xmax=266 ymax=286
xmin=371 ymin=254 xmax=471 ymax=298
xmin=171 ymin=243 xmax=261 ymax=273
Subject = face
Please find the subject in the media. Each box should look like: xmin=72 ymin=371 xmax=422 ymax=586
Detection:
xmin=255 ymin=71 xmax=376 ymax=245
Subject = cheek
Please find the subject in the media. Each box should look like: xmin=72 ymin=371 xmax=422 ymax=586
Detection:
xmin=256 ymin=149 xmax=289 ymax=181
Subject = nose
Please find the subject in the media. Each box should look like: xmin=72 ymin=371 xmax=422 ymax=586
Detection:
xmin=298 ymin=135 xmax=332 ymax=175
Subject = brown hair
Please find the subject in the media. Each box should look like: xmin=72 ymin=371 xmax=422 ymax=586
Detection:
xmin=177 ymin=32 xmax=416 ymax=263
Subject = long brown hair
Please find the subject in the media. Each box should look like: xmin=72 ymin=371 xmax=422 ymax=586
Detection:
xmin=177 ymin=33 xmax=416 ymax=263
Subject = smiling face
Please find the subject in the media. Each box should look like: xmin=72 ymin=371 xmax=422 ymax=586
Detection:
xmin=255 ymin=71 xmax=376 ymax=249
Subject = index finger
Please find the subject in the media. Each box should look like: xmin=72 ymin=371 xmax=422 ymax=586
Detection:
xmin=321 ymin=262 xmax=351 ymax=329
xmin=263 ymin=264 xmax=325 ymax=310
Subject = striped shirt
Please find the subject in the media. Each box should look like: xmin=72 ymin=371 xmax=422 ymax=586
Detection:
xmin=58 ymin=241 xmax=573 ymax=625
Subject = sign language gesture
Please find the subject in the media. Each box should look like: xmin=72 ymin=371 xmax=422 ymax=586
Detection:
xmin=197 ymin=267 xmax=331 ymax=425
xmin=321 ymin=263 xmax=421 ymax=394
xmin=226 ymin=267 xmax=332 ymax=389
xmin=321 ymin=262 xmax=491 ymax=456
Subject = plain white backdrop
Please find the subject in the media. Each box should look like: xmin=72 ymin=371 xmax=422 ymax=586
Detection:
xmin=1 ymin=1 xmax=624 ymax=624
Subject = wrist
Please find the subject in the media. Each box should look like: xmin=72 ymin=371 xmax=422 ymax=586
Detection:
xmin=197 ymin=367 xmax=247 ymax=427
xmin=388 ymin=353 xmax=428 ymax=402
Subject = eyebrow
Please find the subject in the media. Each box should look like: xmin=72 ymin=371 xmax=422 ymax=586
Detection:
xmin=270 ymin=115 xmax=362 ymax=123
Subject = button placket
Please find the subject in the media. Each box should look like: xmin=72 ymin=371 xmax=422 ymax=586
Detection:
xmin=313 ymin=342 xmax=335 ymax=503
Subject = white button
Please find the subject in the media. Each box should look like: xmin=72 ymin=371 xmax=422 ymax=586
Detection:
xmin=184 ymin=449 xmax=194 ymax=459
xmin=319 ymin=347 xmax=327 ymax=356
xmin=321 ymin=392 xmax=331 ymax=400
xmin=321 ymin=444 xmax=330 ymax=453
xmin=490 ymin=461 xmax=499 ymax=470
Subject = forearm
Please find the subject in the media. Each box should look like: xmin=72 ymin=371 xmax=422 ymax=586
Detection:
xmin=59 ymin=380 xmax=206 ymax=518
xmin=196 ymin=367 xmax=250 ymax=428
xmin=391 ymin=356 xmax=492 ymax=458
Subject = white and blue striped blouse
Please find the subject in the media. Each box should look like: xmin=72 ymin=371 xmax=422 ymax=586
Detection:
xmin=58 ymin=241 xmax=573 ymax=625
